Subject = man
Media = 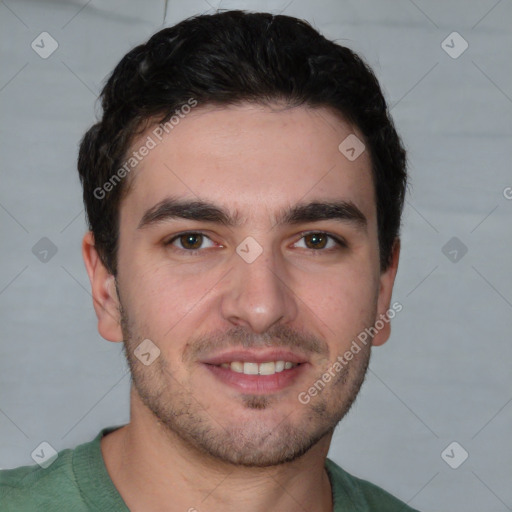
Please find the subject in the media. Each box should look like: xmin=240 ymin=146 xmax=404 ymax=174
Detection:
xmin=1 ymin=10 xmax=417 ymax=511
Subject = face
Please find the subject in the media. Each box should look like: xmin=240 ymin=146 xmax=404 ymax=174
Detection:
xmin=86 ymin=103 xmax=399 ymax=467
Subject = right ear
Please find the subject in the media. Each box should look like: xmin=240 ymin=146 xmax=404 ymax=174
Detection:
xmin=82 ymin=231 xmax=123 ymax=342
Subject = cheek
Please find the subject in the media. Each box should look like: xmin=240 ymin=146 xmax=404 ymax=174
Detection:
xmin=298 ymin=262 xmax=378 ymax=342
xmin=121 ymin=259 xmax=224 ymax=336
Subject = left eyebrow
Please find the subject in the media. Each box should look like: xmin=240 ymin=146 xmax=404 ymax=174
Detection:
xmin=278 ymin=200 xmax=367 ymax=231
xmin=137 ymin=197 xmax=367 ymax=232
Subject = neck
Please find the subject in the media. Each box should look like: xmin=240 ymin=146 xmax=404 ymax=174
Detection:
xmin=101 ymin=388 xmax=334 ymax=512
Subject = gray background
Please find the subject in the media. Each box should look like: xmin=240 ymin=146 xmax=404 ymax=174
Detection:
xmin=1 ymin=0 xmax=511 ymax=510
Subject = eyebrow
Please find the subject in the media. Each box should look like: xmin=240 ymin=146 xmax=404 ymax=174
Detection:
xmin=137 ymin=196 xmax=367 ymax=232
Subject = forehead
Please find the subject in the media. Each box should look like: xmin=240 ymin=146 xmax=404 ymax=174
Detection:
xmin=119 ymin=103 xmax=376 ymax=227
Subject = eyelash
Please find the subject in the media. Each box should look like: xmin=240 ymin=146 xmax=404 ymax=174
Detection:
xmin=165 ymin=231 xmax=347 ymax=256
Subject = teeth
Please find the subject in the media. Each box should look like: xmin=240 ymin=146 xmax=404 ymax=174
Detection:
xmin=258 ymin=361 xmax=275 ymax=375
xmin=218 ymin=360 xmax=298 ymax=375
xmin=230 ymin=361 xmax=244 ymax=373
xmin=244 ymin=362 xmax=259 ymax=375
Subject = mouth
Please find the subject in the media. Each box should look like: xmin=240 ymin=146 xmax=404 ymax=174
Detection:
xmin=201 ymin=349 xmax=309 ymax=393
xmin=219 ymin=360 xmax=300 ymax=375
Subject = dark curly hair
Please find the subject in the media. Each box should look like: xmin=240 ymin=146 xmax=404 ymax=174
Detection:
xmin=78 ymin=10 xmax=407 ymax=275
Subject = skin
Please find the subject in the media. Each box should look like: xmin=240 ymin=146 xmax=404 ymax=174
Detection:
xmin=82 ymin=103 xmax=400 ymax=512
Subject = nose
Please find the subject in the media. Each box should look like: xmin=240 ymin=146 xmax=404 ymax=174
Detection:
xmin=220 ymin=243 xmax=298 ymax=334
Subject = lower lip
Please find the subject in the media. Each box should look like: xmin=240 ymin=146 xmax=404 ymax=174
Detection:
xmin=203 ymin=363 xmax=307 ymax=394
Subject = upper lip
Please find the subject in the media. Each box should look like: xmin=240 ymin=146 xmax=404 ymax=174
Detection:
xmin=200 ymin=349 xmax=309 ymax=365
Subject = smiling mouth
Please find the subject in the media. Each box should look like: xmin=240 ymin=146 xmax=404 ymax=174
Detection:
xmin=201 ymin=349 xmax=308 ymax=392
xmin=213 ymin=361 xmax=300 ymax=376
xmin=204 ymin=360 xmax=306 ymax=394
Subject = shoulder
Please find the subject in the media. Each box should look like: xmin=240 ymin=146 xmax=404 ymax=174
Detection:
xmin=325 ymin=457 xmax=421 ymax=511
xmin=0 ymin=448 xmax=90 ymax=511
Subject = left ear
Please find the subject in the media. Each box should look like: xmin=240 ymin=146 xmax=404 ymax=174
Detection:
xmin=371 ymin=238 xmax=400 ymax=347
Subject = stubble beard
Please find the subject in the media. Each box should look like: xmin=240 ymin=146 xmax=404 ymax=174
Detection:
xmin=118 ymin=301 xmax=372 ymax=468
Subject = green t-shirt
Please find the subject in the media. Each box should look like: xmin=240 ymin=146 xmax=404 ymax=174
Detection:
xmin=1 ymin=425 xmax=419 ymax=511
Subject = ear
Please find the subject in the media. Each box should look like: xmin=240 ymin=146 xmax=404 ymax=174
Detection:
xmin=82 ymin=231 xmax=123 ymax=342
xmin=371 ymin=238 xmax=400 ymax=347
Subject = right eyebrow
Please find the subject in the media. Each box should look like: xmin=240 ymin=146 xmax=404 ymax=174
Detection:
xmin=138 ymin=197 xmax=243 ymax=230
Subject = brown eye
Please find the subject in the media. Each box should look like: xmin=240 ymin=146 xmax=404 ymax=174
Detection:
xmin=294 ymin=232 xmax=346 ymax=252
xmin=178 ymin=233 xmax=203 ymax=250
xmin=303 ymin=233 xmax=328 ymax=249
xmin=166 ymin=232 xmax=216 ymax=253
